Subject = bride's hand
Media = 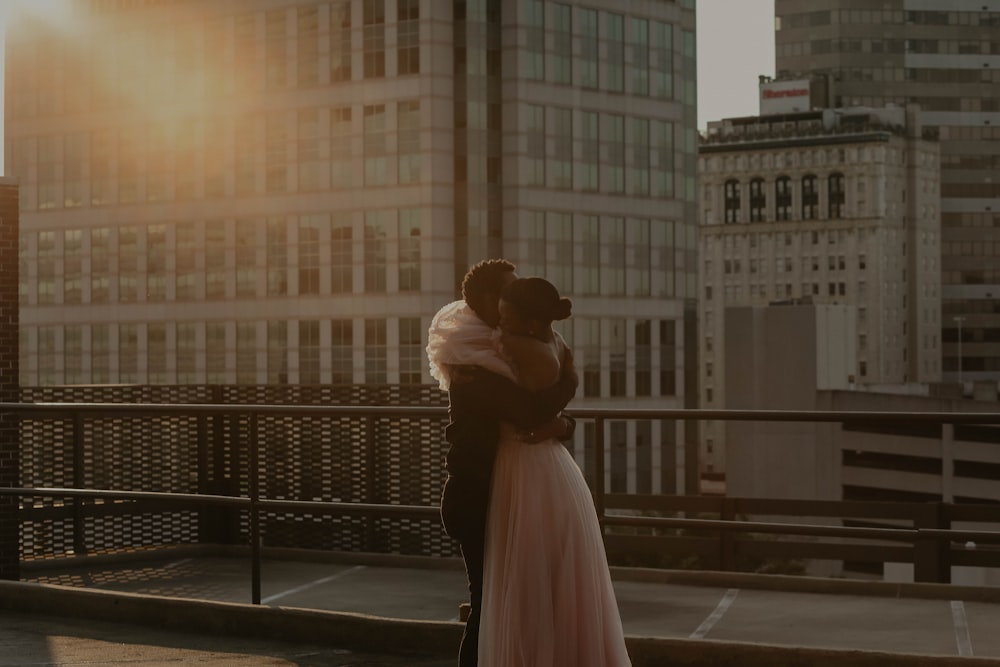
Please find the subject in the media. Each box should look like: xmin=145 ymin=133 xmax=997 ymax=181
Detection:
xmin=519 ymin=416 xmax=570 ymax=443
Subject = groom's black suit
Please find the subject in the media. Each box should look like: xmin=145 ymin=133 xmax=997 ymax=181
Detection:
xmin=441 ymin=365 xmax=577 ymax=667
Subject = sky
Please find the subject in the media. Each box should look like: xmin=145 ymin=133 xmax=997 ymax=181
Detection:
xmin=0 ymin=0 xmax=777 ymax=171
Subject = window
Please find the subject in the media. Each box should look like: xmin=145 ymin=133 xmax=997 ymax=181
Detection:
xmin=660 ymin=320 xmax=676 ymax=396
xmin=802 ymin=174 xmax=818 ymax=220
xmin=206 ymin=322 xmax=227 ymax=383
xmin=265 ymin=9 xmax=287 ymax=89
xmin=364 ymin=104 xmax=388 ymax=185
xmin=552 ymin=4 xmax=572 ymax=85
xmin=266 ymin=217 xmax=288 ymax=295
xmin=605 ymin=114 xmax=625 ymax=193
xmin=267 ymin=321 xmax=287 ymax=383
xmin=236 ymin=322 xmax=257 ymax=384
xmin=330 ymin=106 xmax=353 ymax=189
xmin=363 ymin=0 xmax=385 ymax=78
xmin=652 ymin=120 xmax=674 ymax=197
xmin=750 ymin=178 xmax=766 ymax=221
xmin=629 ymin=118 xmax=650 ymax=196
xmin=298 ymin=110 xmax=321 ymax=190
xmin=606 ymin=13 xmax=624 ymax=92
xmin=297 ymin=5 xmax=320 ymax=86
xmin=632 ymin=18 xmax=649 ymax=95
xmin=299 ymin=320 xmax=320 ymax=384
xmin=330 ymin=1 xmax=352 ymax=81
xmin=829 ymin=172 xmax=845 ymax=218
xmin=579 ymin=111 xmax=599 ymax=191
xmin=119 ymin=324 xmax=139 ymax=384
xmin=298 ymin=215 xmax=321 ymax=295
xmin=775 ymin=176 xmax=792 ymax=221
xmin=265 ymin=113 xmax=288 ymax=193
xmin=146 ymin=225 xmax=167 ymax=301
xmin=526 ymin=105 xmax=545 ymax=185
xmin=397 ymin=0 xmax=419 ymax=75
xmin=175 ymin=223 xmax=197 ymax=300
xmin=118 ymin=226 xmax=139 ymax=302
xmin=365 ymin=319 xmax=387 ymax=383
xmin=330 ymin=319 xmax=353 ymax=384
xmin=525 ymin=0 xmax=544 ymax=80
xmin=398 ymin=100 xmax=421 ymax=184
xmin=635 ymin=320 xmax=651 ymax=396
xmin=549 ymin=107 xmax=573 ymax=188
xmin=399 ymin=209 xmax=421 ymax=291
xmin=399 ymin=317 xmax=422 ymax=384
xmin=331 ymin=214 xmax=353 ymax=293
xmin=651 ymin=21 xmax=673 ymax=99
xmin=90 ymin=228 xmax=111 ymax=303
xmin=724 ymin=179 xmax=740 ymax=223
xmin=64 ymin=230 xmax=83 ymax=304
xmin=364 ymin=210 xmax=388 ymax=292
xmin=176 ymin=323 xmax=196 ymax=384
xmin=579 ymin=8 xmax=598 ymax=88
xmin=205 ymin=223 xmax=226 ymax=299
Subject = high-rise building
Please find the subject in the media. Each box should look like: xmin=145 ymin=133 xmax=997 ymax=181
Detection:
xmin=5 ymin=0 xmax=698 ymax=494
xmin=774 ymin=0 xmax=1000 ymax=385
xmin=698 ymin=104 xmax=942 ymax=474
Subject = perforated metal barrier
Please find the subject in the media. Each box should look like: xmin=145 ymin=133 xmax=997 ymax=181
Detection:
xmin=17 ymin=385 xmax=456 ymax=562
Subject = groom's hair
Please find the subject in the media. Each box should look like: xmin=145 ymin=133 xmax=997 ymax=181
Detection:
xmin=461 ymin=258 xmax=516 ymax=304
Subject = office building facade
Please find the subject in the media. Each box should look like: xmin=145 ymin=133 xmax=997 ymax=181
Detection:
xmin=5 ymin=0 xmax=698 ymax=494
xmin=774 ymin=0 xmax=1000 ymax=384
xmin=698 ymin=105 xmax=942 ymax=474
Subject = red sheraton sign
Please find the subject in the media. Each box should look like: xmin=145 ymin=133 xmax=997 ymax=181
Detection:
xmin=763 ymin=88 xmax=809 ymax=99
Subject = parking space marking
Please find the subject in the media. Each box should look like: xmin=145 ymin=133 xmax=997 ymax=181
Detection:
xmin=262 ymin=565 xmax=367 ymax=605
xmin=951 ymin=600 xmax=974 ymax=657
xmin=689 ymin=588 xmax=739 ymax=639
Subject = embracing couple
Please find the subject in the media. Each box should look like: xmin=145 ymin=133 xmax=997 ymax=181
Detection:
xmin=427 ymin=259 xmax=631 ymax=667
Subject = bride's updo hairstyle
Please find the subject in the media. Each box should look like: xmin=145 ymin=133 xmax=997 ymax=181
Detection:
xmin=501 ymin=277 xmax=572 ymax=323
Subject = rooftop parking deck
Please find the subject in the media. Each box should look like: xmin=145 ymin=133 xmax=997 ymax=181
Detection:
xmin=4 ymin=552 xmax=1000 ymax=666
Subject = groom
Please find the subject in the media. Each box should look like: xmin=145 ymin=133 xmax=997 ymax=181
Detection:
xmin=440 ymin=259 xmax=578 ymax=667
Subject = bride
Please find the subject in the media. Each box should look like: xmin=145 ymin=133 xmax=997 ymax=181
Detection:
xmin=478 ymin=277 xmax=631 ymax=667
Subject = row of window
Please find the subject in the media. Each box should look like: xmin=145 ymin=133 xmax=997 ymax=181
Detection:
xmin=722 ymin=174 xmax=845 ymax=224
xmin=523 ymin=107 xmax=683 ymax=196
xmin=8 ymin=1 xmax=421 ymax=119
xmin=779 ymin=9 xmax=1000 ymax=29
xmin=522 ymin=0 xmax=690 ymax=100
xmin=22 ymin=212 xmax=422 ymax=305
xmin=22 ymin=317 xmax=681 ymax=400
xmin=10 ymin=101 xmax=423 ymax=211
xmin=20 ymin=210 xmax=696 ymax=305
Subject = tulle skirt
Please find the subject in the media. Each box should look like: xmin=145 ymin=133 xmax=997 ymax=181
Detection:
xmin=478 ymin=430 xmax=631 ymax=667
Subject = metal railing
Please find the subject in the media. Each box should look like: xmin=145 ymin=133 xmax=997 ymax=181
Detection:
xmin=2 ymin=402 xmax=1000 ymax=603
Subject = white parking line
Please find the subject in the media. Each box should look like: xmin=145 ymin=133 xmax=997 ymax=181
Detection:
xmin=690 ymin=588 xmax=739 ymax=639
xmin=261 ymin=565 xmax=367 ymax=605
xmin=951 ymin=600 xmax=974 ymax=657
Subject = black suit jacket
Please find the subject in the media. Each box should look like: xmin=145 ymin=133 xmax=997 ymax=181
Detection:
xmin=440 ymin=365 xmax=577 ymax=540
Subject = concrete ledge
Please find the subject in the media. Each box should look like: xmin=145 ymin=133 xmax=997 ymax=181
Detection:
xmin=611 ymin=566 xmax=1000 ymax=603
xmin=2 ymin=580 xmax=997 ymax=666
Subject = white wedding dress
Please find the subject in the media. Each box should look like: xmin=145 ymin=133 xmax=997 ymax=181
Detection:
xmin=478 ymin=409 xmax=631 ymax=664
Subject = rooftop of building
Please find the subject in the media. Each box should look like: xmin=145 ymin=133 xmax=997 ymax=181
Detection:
xmin=700 ymin=104 xmax=939 ymax=152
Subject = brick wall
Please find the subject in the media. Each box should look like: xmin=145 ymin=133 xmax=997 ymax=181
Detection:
xmin=0 ymin=182 xmax=20 ymax=580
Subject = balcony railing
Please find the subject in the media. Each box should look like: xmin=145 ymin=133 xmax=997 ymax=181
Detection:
xmin=2 ymin=401 xmax=1000 ymax=604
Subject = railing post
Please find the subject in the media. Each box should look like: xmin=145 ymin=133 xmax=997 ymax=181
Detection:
xmin=364 ymin=415 xmax=380 ymax=551
xmin=914 ymin=502 xmax=950 ymax=584
xmin=72 ymin=413 xmax=88 ymax=556
xmin=0 ymin=181 xmax=20 ymax=581
xmin=248 ymin=412 xmax=261 ymax=605
xmin=719 ymin=497 xmax=737 ymax=572
xmin=593 ymin=417 xmax=606 ymax=523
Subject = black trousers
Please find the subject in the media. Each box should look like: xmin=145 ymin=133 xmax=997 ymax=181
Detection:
xmin=440 ymin=476 xmax=489 ymax=667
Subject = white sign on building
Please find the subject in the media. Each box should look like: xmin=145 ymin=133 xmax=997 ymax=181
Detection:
xmin=760 ymin=78 xmax=812 ymax=115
